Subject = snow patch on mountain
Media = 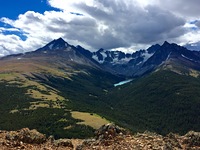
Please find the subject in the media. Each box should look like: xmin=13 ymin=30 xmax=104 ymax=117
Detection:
xmin=181 ymin=54 xmax=195 ymax=62
xmin=112 ymin=57 xmax=133 ymax=64
xmin=166 ymin=52 xmax=172 ymax=60
xmin=91 ymin=48 xmax=156 ymax=75
xmin=49 ymin=44 xmax=54 ymax=50
xmin=101 ymin=52 xmax=107 ymax=60
xmin=143 ymin=52 xmax=154 ymax=61
xmin=92 ymin=55 xmax=104 ymax=64
xmin=114 ymin=79 xmax=133 ymax=87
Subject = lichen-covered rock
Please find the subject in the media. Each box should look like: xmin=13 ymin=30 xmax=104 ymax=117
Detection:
xmin=6 ymin=128 xmax=46 ymax=144
xmin=53 ymin=139 xmax=73 ymax=148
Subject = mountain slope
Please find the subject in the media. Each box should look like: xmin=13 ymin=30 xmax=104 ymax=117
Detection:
xmin=0 ymin=38 xmax=122 ymax=139
xmin=102 ymin=70 xmax=200 ymax=135
xmin=136 ymin=41 xmax=200 ymax=76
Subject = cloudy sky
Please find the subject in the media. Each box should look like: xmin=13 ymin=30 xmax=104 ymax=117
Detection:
xmin=0 ymin=0 xmax=200 ymax=57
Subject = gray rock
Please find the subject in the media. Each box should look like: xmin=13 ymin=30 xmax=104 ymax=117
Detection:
xmin=53 ymin=139 xmax=73 ymax=148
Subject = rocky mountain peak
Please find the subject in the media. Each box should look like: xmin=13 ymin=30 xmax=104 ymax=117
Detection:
xmin=37 ymin=37 xmax=69 ymax=52
xmin=97 ymin=48 xmax=104 ymax=53
xmin=163 ymin=41 xmax=170 ymax=45
xmin=160 ymin=41 xmax=185 ymax=53
xmin=48 ymin=37 xmax=68 ymax=50
xmin=147 ymin=44 xmax=161 ymax=54
xmin=55 ymin=37 xmax=66 ymax=43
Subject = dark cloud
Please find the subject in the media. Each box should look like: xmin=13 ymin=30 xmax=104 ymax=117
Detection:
xmin=195 ymin=21 xmax=200 ymax=28
xmin=157 ymin=0 xmax=200 ymax=18
xmin=70 ymin=1 xmax=186 ymax=49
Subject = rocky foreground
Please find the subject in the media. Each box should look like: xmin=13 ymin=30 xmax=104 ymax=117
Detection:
xmin=0 ymin=124 xmax=200 ymax=150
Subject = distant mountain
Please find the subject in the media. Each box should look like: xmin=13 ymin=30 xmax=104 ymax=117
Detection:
xmin=86 ymin=41 xmax=200 ymax=77
xmin=140 ymin=41 xmax=200 ymax=77
xmin=57 ymin=41 xmax=161 ymax=77
xmin=2 ymin=38 xmax=200 ymax=78
xmin=91 ymin=48 xmax=150 ymax=76
xmin=27 ymin=38 xmax=100 ymax=67
xmin=24 ymin=38 xmax=200 ymax=78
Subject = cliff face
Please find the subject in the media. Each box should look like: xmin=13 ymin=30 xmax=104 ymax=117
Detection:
xmin=0 ymin=124 xmax=200 ymax=150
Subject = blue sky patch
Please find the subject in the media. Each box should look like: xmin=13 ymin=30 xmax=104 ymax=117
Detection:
xmin=2 ymin=30 xmax=27 ymax=41
xmin=0 ymin=0 xmax=59 ymax=19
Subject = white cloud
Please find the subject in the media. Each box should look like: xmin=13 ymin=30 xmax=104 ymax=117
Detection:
xmin=0 ymin=0 xmax=200 ymax=57
xmin=0 ymin=27 xmax=20 ymax=32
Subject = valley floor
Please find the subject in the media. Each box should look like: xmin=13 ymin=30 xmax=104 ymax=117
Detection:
xmin=0 ymin=124 xmax=200 ymax=150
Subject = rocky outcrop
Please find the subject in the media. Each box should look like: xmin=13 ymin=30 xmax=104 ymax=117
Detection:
xmin=0 ymin=125 xmax=200 ymax=150
xmin=0 ymin=128 xmax=74 ymax=150
xmin=5 ymin=128 xmax=46 ymax=144
xmin=183 ymin=131 xmax=200 ymax=148
xmin=77 ymin=124 xmax=200 ymax=150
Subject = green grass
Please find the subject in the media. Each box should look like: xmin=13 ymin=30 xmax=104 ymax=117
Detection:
xmin=71 ymin=111 xmax=110 ymax=129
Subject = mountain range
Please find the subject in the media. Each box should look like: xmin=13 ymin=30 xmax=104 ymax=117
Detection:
xmin=3 ymin=38 xmax=200 ymax=78
xmin=77 ymin=40 xmax=200 ymax=77
xmin=0 ymin=38 xmax=200 ymax=138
